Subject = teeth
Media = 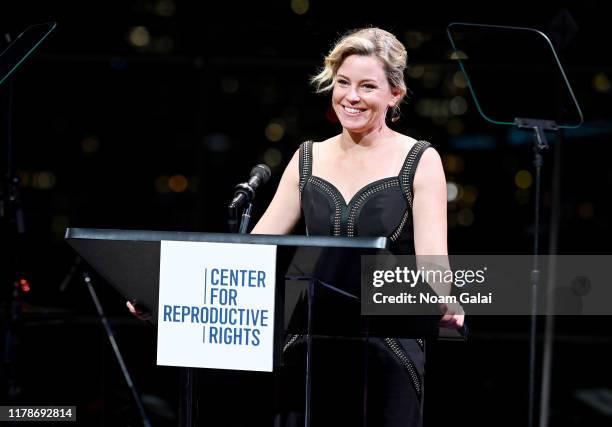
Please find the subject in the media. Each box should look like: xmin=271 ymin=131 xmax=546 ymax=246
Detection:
xmin=345 ymin=106 xmax=362 ymax=114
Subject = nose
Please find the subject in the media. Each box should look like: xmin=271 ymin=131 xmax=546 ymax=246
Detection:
xmin=347 ymin=86 xmax=360 ymax=103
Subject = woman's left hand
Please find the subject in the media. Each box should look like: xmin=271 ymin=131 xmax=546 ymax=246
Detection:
xmin=438 ymin=302 xmax=465 ymax=329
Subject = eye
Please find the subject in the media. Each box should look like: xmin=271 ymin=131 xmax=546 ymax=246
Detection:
xmin=336 ymin=79 xmax=349 ymax=86
xmin=362 ymin=84 xmax=377 ymax=90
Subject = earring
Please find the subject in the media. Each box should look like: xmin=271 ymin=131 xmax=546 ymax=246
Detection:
xmin=390 ymin=105 xmax=401 ymax=123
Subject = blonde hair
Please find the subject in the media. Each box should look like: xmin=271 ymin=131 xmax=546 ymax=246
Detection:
xmin=311 ymin=27 xmax=408 ymax=121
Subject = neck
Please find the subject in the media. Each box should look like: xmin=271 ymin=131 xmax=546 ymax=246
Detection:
xmin=339 ymin=122 xmax=394 ymax=151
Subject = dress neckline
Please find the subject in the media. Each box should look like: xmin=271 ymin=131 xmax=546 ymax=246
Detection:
xmin=309 ymin=175 xmax=399 ymax=207
xmin=307 ymin=139 xmax=423 ymax=207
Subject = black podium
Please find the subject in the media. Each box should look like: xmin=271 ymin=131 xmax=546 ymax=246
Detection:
xmin=65 ymin=228 xmax=445 ymax=426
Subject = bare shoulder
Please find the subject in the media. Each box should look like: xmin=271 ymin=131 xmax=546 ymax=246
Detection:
xmin=414 ymin=143 xmax=445 ymax=186
xmin=312 ymin=134 xmax=340 ymax=157
xmin=395 ymin=133 xmax=420 ymax=153
xmin=395 ymin=132 xmax=441 ymax=165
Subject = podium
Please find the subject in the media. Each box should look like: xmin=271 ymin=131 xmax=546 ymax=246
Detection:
xmin=65 ymin=228 xmax=445 ymax=426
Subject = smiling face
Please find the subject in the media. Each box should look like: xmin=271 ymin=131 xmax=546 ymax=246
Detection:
xmin=332 ymin=54 xmax=401 ymax=135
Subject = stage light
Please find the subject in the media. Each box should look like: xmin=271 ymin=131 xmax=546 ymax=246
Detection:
xmin=169 ymin=175 xmax=188 ymax=193
xmin=263 ymin=148 xmax=282 ymax=168
xmin=290 ymin=0 xmax=309 ymax=15
xmin=128 ymin=26 xmax=151 ymax=48
xmin=515 ymin=170 xmax=532 ymax=189
xmin=265 ymin=121 xmax=285 ymax=142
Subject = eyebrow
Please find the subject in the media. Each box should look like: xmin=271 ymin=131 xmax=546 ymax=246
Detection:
xmin=336 ymin=74 xmax=379 ymax=84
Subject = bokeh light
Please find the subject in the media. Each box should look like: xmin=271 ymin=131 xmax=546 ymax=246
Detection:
xmin=128 ymin=26 xmax=151 ymax=48
xmin=263 ymin=148 xmax=283 ymax=168
xmin=265 ymin=121 xmax=286 ymax=142
xmin=290 ymin=0 xmax=309 ymax=15
xmin=515 ymin=170 xmax=533 ymax=189
xmin=169 ymin=174 xmax=189 ymax=193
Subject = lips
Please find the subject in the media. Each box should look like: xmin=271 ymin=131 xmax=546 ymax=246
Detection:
xmin=343 ymin=105 xmax=366 ymax=115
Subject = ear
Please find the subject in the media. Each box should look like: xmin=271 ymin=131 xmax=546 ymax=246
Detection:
xmin=389 ymin=87 xmax=402 ymax=107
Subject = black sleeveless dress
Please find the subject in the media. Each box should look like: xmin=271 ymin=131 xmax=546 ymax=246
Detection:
xmin=278 ymin=140 xmax=432 ymax=427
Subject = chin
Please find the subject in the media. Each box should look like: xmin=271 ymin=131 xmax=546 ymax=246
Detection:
xmin=342 ymin=125 xmax=373 ymax=135
xmin=337 ymin=115 xmax=368 ymax=130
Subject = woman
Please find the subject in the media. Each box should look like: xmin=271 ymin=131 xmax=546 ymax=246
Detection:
xmin=251 ymin=27 xmax=463 ymax=426
xmin=129 ymin=26 xmax=463 ymax=425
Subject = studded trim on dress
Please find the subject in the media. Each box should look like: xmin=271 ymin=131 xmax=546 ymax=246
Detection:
xmin=299 ymin=140 xmax=313 ymax=197
xmin=390 ymin=210 xmax=410 ymax=243
xmin=282 ymin=333 xmax=301 ymax=354
xmin=400 ymin=140 xmax=431 ymax=209
xmin=346 ymin=179 xmax=400 ymax=237
xmin=384 ymin=337 xmax=423 ymax=398
xmin=309 ymin=176 xmax=343 ymax=236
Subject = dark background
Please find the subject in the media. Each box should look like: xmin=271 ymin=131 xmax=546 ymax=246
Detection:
xmin=1 ymin=1 xmax=611 ymax=426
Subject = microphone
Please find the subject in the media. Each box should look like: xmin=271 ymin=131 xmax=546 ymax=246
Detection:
xmin=229 ymin=164 xmax=272 ymax=209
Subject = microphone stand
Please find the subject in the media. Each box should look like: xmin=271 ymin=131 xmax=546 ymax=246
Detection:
xmin=227 ymin=164 xmax=270 ymax=233
xmin=227 ymin=182 xmax=256 ymax=233
xmin=238 ymin=203 xmax=253 ymax=234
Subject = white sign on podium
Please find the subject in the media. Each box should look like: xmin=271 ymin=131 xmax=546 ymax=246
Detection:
xmin=157 ymin=240 xmax=277 ymax=372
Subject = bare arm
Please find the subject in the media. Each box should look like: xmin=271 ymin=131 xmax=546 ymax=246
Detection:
xmin=251 ymin=149 xmax=302 ymax=235
xmin=412 ymin=148 xmax=448 ymax=257
xmin=412 ymin=148 xmax=463 ymax=328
